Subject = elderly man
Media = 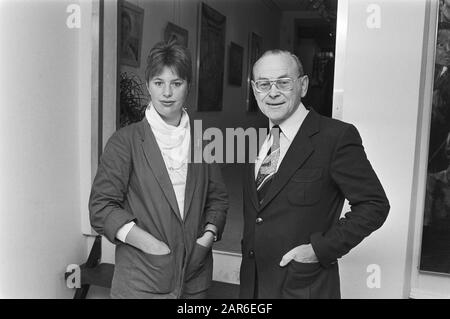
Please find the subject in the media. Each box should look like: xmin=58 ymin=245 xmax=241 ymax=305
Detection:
xmin=239 ymin=49 xmax=390 ymax=299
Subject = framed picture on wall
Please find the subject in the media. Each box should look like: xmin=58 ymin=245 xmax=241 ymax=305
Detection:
xmin=164 ymin=22 xmax=189 ymax=47
xmin=419 ymin=1 xmax=450 ymax=275
xmin=246 ymin=32 xmax=263 ymax=112
xmin=228 ymin=42 xmax=244 ymax=86
xmin=119 ymin=1 xmax=144 ymax=67
xmin=196 ymin=2 xmax=226 ymax=111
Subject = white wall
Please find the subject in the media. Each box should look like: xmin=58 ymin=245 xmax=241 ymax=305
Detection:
xmin=0 ymin=0 xmax=86 ymax=298
xmin=334 ymin=0 xmax=433 ymax=298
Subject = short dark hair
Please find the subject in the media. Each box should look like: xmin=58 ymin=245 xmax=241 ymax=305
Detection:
xmin=145 ymin=41 xmax=192 ymax=85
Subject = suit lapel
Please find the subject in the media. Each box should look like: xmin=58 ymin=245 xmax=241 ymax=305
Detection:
xmin=259 ymin=109 xmax=320 ymax=211
xmin=139 ymin=119 xmax=182 ymax=221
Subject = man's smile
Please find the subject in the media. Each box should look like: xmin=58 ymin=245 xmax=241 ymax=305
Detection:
xmin=266 ymin=101 xmax=285 ymax=107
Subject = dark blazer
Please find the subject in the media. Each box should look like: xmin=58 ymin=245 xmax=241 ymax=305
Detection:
xmin=89 ymin=118 xmax=228 ymax=298
xmin=240 ymin=109 xmax=389 ymax=299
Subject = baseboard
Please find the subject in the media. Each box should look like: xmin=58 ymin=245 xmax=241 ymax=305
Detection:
xmin=409 ymin=288 xmax=450 ymax=299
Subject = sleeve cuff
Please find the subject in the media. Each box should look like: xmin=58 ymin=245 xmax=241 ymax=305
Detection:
xmin=310 ymin=232 xmax=337 ymax=268
xmin=203 ymin=213 xmax=226 ymax=241
xmin=103 ymin=209 xmax=135 ymax=244
xmin=116 ymin=221 xmax=136 ymax=242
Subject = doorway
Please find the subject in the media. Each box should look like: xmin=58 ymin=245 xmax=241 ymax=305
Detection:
xmin=294 ymin=16 xmax=337 ymax=117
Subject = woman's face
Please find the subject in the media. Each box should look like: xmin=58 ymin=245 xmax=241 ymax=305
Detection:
xmin=147 ymin=66 xmax=189 ymax=126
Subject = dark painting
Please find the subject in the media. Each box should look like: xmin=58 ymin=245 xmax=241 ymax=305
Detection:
xmin=228 ymin=42 xmax=244 ymax=86
xmin=246 ymin=32 xmax=262 ymax=112
xmin=420 ymin=1 xmax=450 ymax=275
xmin=197 ymin=3 xmax=226 ymax=111
xmin=120 ymin=1 xmax=144 ymax=67
xmin=164 ymin=22 xmax=188 ymax=47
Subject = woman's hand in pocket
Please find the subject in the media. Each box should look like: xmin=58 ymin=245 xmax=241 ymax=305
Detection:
xmin=125 ymin=224 xmax=170 ymax=255
xmin=143 ymin=238 xmax=170 ymax=255
xmin=195 ymin=231 xmax=214 ymax=248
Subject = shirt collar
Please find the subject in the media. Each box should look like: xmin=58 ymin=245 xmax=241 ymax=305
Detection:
xmin=269 ymin=102 xmax=309 ymax=142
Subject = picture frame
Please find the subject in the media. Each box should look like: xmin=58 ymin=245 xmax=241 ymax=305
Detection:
xmin=246 ymin=32 xmax=263 ymax=112
xmin=419 ymin=1 xmax=450 ymax=275
xmin=228 ymin=42 xmax=244 ymax=86
xmin=196 ymin=2 xmax=226 ymax=111
xmin=164 ymin=22 xmax=189 ymax=47
xmin=119 ymin=1 xmax=144 ymax=68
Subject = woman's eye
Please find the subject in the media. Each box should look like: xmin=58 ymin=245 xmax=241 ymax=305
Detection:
xmin=173 ymin=82 xmax=183 ymax=87
xmin=154 ymin=81 xmax=163 ymax=87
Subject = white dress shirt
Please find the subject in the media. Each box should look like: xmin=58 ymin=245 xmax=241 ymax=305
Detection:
xmin=255 ymin=103 xmax=309 ymax=178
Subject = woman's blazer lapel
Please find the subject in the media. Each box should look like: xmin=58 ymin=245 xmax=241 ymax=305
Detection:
xmin=182 ymin=121 xmax=201 ymax=221
xmin=139 ymin=119 xmax=182 ymax=222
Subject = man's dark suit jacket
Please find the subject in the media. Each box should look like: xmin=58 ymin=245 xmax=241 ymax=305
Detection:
xmin=240 ymin=108 xmax=390 ymax=299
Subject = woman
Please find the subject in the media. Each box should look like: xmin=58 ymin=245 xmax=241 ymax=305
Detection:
xmin=89 ymin=41 xmax=228 ymax=298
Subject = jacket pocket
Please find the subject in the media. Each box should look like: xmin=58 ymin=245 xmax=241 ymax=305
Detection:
xmin=287 ymin=168 xmax=323 ymax=206
xmin=281 ymin=261 xmax=322 ymax=299
xmin=119 ymin=245 xmax=176 ymax=294
xmin=184 ymin=243 xmax=213 ymax=294
xmin=185 ymin=242 xmax=211 ymax=281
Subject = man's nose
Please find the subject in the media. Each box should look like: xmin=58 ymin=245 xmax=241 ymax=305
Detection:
xmin=268 ymin=83 xmax=280 ymax=97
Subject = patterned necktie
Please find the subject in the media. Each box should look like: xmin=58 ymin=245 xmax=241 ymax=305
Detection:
xmin=256 ymin=126 xmax=281 ymax=200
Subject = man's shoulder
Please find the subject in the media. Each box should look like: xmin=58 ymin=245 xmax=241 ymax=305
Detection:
xmin=315 ymin=112 xmax=353 ymax=135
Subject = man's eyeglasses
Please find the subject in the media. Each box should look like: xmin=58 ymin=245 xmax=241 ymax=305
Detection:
xmin=252 ymin=75 xmax=304 ymax=93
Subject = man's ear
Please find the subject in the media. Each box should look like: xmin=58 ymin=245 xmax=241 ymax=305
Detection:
xmin=300 ymin=75 xmax=309 ymax=98
xmin=251 ymin=81 xmax=258 ymax=98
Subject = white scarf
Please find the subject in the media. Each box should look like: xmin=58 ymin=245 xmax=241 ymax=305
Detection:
xmin=145 ymin=102 xmax=191 ymax=170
